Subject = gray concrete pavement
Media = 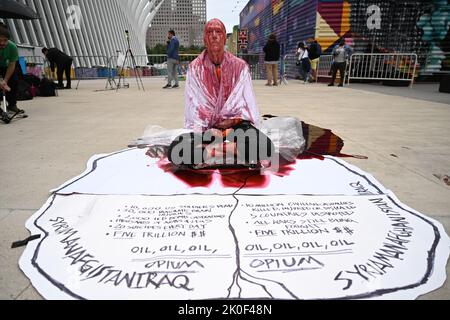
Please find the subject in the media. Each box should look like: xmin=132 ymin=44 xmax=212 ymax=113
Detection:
xmin=349 ymin=83 xmax=450 ymax=105
xmin=1 ymin=78 xmax=449 ymax=300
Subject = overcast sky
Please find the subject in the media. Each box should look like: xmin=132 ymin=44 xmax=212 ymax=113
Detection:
xmin=207 ymin=0 xmax=247 ymax=33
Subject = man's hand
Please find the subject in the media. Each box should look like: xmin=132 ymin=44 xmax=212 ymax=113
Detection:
xmin=0 ymin=80 xmax=11 ymax=92
xmin=204 ymin=141 xmax=238 ymax=166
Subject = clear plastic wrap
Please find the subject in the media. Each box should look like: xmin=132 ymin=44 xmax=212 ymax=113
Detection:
xmin=184 ymin=51 xmax=260 ymax=132
xmin=129 ymin=125 xmax=192 ymax=148
xmin=260 ymin=117 xmax=306 ymax=162
xmin=130 ymin=118 xmax=305 ymax=162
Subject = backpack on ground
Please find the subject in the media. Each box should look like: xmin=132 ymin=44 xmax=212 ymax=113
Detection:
xmin=23 ymin=73 xmax=41 ymax=87
xmin=23 ymin=74 xmax=42 ymax=97
xmin=39 ymin=78 xmax=57 ymax=97
xmin=16 ymin=80 xmax=33 ymax=101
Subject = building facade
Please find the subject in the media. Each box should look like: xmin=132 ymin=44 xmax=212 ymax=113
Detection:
xmin=2 ymin=0 xmax=165 ymax=67
xmin=226 ymin=26 xmax=239 ymax=55
xmin=147 ymin=0 xmax=207 ymax=48
xmin=240 ymin=0 xmax=450 ymax=75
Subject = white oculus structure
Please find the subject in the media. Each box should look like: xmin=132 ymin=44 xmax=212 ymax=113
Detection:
xmin=2 ymin=0 xmax=165 ymax=67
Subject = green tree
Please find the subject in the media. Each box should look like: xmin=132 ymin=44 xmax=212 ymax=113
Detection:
xmin=147 ymin=43 xmax=168 ymax=54
xmin=147 ymin=44 xmax=205 ymax=55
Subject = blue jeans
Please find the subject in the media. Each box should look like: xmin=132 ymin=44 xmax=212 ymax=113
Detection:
xmin=299 ymin=58 xmax=311 ymax=82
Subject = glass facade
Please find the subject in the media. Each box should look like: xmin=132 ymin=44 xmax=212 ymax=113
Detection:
xmin=147 ymin=0 xmax=207 ymax=48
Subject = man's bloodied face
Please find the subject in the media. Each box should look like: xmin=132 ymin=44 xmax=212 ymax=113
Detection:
xmin=204 ymin=19 xmax=226 ymax=56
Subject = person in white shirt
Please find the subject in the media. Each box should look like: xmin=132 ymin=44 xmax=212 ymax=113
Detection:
xmin=296 ymin=42 xmax=311 ymax=83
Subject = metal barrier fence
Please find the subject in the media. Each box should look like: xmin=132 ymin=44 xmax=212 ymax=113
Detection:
xmin=72 ymin=55 xmax=109 ymax=68
xmin=146 ymin=54 xmax=198 ymax=77
xmin=22 ymin=55 xmax=110 ymax=80
xmin=72 ymin=56 xmax=109 ymax=80
xmin=17 ymin=44 xmax=35 ymax=57
xmin=105 ymin=54 xmax=199 ymax=78
xmin=238 ymin=54 xmax=265 ymax=80
xmin=105 ymin=53 xmax=264 ymax=80
xmin=20 ymin=53 xmax=334 ymax=83
xmin=282 ymin=54 xmax=298 ymax=81
xmin=282 ymin=54 xmax=335 ymax=83
xmin=347 ymin=53 xmax=418 ymax=87
xmin=21 ymin=52 xmax=429 ymax=87
xmin=316 ymin=55 xmax=334 ymax=82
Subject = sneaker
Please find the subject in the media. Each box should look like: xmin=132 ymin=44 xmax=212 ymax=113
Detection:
xmin=328 ymin=83 xmax=335 ymax=87
xmin=162 ymin=84 xmax=172 ymax=89
xmin=7 ymin=105 xmax=24 ymax=114
xmin=57 ymin=84 xmax=65 ymax=90
xmin=338 ymin=84 xmax=344 ymax=87
xmin=171 ymin=84 xmax=180 ymax=89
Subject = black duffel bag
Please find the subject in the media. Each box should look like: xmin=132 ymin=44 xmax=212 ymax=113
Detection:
xmin=16 ymin=79 xmax=33 ymax=101
xmin=23 ymin=73 xmax=41 ymax=87
xmin=39 ymin=78 xmax=57 ymax=97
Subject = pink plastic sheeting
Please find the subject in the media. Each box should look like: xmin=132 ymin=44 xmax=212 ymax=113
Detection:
xmin=184 ymin=51 xmax=260 ymax=132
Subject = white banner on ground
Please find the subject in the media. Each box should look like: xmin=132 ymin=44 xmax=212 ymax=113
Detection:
xmin=19 ymin=149 xmax=450 ymax=300
xmin=51 ymin=148 xmax=389 ymax=196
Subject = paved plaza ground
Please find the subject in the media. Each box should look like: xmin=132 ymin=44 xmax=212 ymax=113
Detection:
xmin=1 ymin=78 xmax=449 ymax=300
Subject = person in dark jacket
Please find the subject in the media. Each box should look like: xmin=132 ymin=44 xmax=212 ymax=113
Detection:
xmin=263 ymin=34 xmax=281 ymax=86
xmin=42 ymin=47 xmax=73 ymax=89
xmin=163 ymin=30 xmax=180 ymax=89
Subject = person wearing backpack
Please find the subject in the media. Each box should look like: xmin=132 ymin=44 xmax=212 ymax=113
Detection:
xmin=307 ymin=38 xmax=322 ymax=82
xmin=39 ymin=77 xmax=57 ymax=97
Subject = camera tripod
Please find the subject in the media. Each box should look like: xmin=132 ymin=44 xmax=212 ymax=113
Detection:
xmin=96 ymin=55 xmax=119 ymax=92
xmin=116 ymin=30 xmax=145 ymax=92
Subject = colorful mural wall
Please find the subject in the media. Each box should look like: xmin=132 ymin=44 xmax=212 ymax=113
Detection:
xmin=240 ymin=0 xmax=450 ymax=75
xmin=240 ymin=0 xmax=317 ymax=56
